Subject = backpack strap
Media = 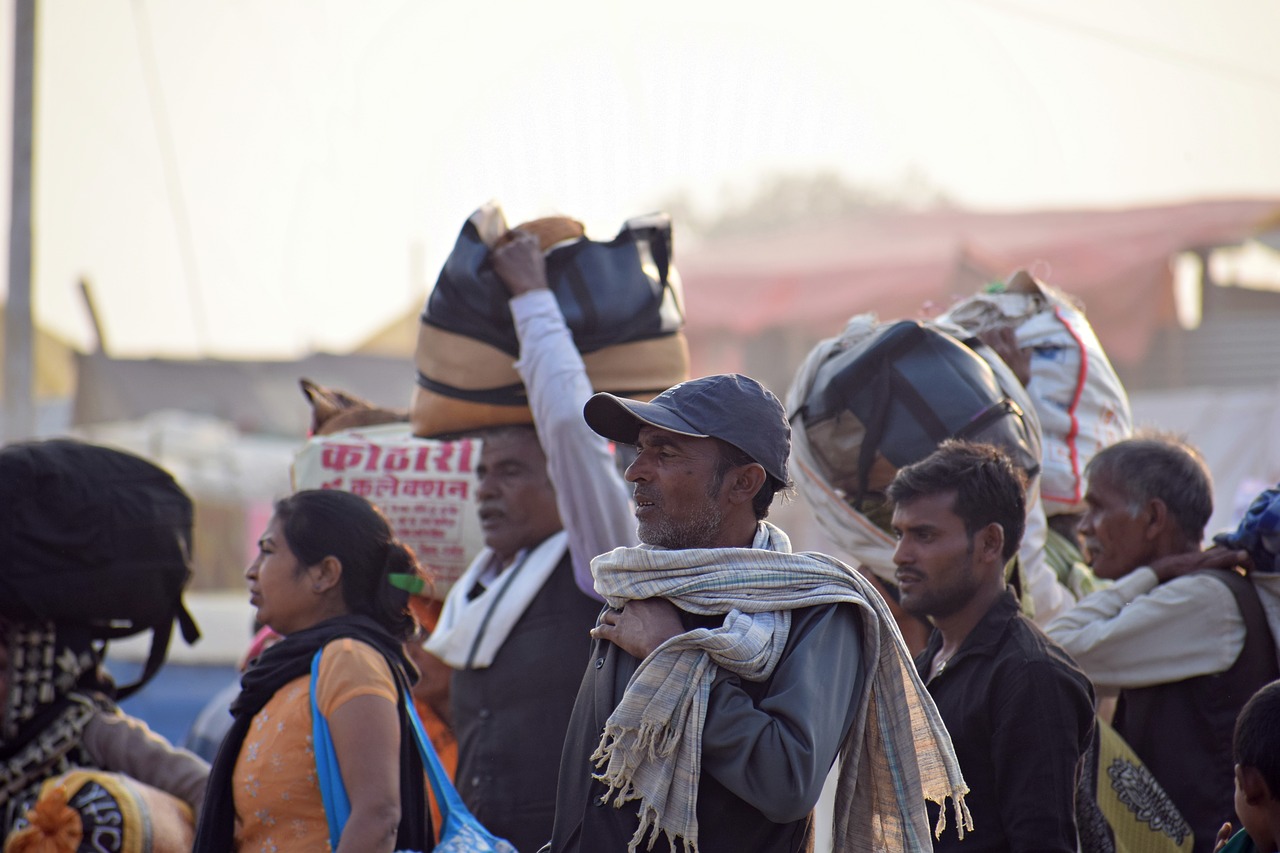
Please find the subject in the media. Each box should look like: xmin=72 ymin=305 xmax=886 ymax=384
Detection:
xmin=854 ymin=362 xmax=894 ymax=509
xmin=1199 ymin=568 xmax=1279 ymax=673
xmin=113 ymin=602 xmax=201 ymax=701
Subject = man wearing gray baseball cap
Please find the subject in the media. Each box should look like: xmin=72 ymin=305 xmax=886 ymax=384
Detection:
xmin=547 ymin=374 xmax=969 ymax=853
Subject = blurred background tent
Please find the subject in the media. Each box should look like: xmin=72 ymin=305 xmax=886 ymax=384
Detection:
xmin=676 ymin=198 xmax=1280 ymax=392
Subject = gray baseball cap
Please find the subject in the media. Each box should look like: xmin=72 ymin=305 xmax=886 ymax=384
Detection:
xmin=583 ymin=374 xmax=790 ymax=487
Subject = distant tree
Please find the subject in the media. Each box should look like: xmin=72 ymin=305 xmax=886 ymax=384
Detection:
xmin=657 ymin=168 xmax=952 ymax=239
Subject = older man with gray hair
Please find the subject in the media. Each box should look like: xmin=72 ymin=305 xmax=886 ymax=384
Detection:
xmin=548 ymin=373 xmax=968 ymax=853
xmin=1045 ymin=433 xmax=1280 ymax=853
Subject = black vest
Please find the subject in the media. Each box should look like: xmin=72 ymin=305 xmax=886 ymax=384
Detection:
xmin=1113 ymin=569 xmax=1279 ymax=853
xmin=451 ymin=550 xmax=600 ymax=853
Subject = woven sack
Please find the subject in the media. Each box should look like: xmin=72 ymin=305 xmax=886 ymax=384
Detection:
xmin=939 ymin=270 xmax=1133 ymax=515
xmin=4 ymin=770 xmax=195 ymax=853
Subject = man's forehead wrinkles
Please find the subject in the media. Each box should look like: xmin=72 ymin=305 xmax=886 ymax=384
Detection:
xmin=637 ymin=427 xmax=682 ymax=447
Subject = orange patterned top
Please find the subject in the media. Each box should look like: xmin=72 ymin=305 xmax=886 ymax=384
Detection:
xmin=231 ymin=639 xmax=397 ymax=852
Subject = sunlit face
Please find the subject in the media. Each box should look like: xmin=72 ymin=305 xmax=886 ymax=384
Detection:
xmin=626 ymin=427 xmax=730 ymax=549
xmin=244 ymin=516 xmax=320 ymax=635
xmin=891 ymin=492 xmax=983 ymax=620
xmin=475 ymin=429 xmax=563 ymax=563
xmin=1078 ymin=470 xmax=1153 ymax=580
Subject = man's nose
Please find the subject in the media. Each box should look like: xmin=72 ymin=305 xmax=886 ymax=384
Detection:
xmin=624 ymin=455 xmax=648 ymax=483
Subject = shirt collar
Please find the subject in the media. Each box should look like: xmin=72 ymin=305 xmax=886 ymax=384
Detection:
xmin=921 ymin=586 xmax=1022 ymax=669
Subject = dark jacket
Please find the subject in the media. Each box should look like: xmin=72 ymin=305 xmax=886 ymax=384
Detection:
xmin=550 ymin=602 xmax=865 ymax=853
xmin=916 ymin=590 xmax=1095 ymax=853
xmin=451 ymin=550 xmax=601 ymax=853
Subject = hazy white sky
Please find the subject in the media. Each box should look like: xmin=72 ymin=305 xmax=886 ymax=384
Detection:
xmin=5 ymin=0 xmax=1280 ymax=357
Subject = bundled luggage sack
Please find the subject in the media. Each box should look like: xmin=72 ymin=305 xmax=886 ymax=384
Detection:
xmin=411 ymin=202 xmax=690 ymax=437
xmin=0 ymin=439 xmax=200 ymax=698
xmin=797 ymin=319 xmax=1041 ymax=520
xmin=787 ymin=314 xmax=1055 ymax=614
xmin=938 ymin=270 xmax=1133 ymax=515
xmin=4 ymin=770 xmax=196 ymax=853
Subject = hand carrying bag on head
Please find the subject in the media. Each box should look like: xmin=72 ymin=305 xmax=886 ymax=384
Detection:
xmin=310 ymin=653 xmax=517 ymax=853
xmin=410 ymin=202 xmax=689 ymax=437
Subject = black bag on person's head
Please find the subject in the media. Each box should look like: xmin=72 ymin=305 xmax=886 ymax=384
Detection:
xmin=794 ymin=319 xmax=1041 ymax=529
xmin=424 ymin=206 xmax=683 ymax=361
xmin=0 ymin=439 xmax=200 ymax=699
xmin=410 ymin=203 xmax=690 ymax=437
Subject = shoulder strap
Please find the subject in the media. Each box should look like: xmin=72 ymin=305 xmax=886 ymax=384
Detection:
xmin=310 ymin=650 xmax=350 ymax=850
xmin=1200 ymin=569 xmax=1280 ymax=670
xmin=115 ymin=601 xmax=201 ymax=700
xmin=403 ymin=688 xmax=465 ymax=827
xmin=311 ymin=647 xmax=512 ymax=851
xmin=403 ymin=687 xmax=517 ymax=850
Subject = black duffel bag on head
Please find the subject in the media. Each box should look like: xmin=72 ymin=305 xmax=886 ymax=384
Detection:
xmin=795 ymin=319 xmax=1042 ymax=528
xmin=411 ymin=202 xmax=689 ymax=437
xmin=0 ymin=439 xmax=200 ymax=698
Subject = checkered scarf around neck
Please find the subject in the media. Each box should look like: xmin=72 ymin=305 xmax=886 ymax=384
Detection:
xmin=0 ymin=620 xmax=107 ymax=830
xmin=590 ymin=521 xmax=971 ymax=853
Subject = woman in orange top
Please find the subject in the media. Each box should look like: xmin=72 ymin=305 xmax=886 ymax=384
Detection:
xmin=193 ymin=490 xmax=431 ymax=852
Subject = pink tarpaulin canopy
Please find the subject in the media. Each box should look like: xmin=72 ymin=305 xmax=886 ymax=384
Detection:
xmin=677 ymin=199 xmax=1280 ymax=365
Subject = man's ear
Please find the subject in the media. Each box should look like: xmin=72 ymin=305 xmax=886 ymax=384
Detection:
xmin=726 ymin=463 xmax=767 ymax=508
xmin=976 ymin=522 xmax=1006 ymax=564
xmin=1143 ymin=498 xmax=1171 ymax=542
xmin=309 ymin=555 xmax=343 ymax=594
xmin=1238 ymin=764 xmax=1270 ymax=806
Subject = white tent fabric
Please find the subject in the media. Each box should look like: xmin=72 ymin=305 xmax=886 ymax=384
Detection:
xmin=1130 ymin=383 xmax=1280 ymax=541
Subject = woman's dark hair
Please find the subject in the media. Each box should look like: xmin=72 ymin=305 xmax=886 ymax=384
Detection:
xmin=273 ymin=490 xmax=416 ymax=641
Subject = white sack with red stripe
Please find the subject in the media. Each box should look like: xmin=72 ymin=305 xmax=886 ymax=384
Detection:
xmin=940 ymin=271 xmax=1133 ymax=516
